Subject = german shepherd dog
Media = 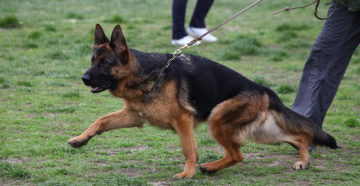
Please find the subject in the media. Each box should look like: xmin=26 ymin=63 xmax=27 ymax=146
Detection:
xmin=68 ymin=24 xmax=338 ymax=179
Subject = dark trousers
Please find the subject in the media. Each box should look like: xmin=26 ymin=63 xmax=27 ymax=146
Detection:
xmin=291 ymin=2 xmax=360 ymax=127
xmin=172 ymin=0 xmax=214 ymax=39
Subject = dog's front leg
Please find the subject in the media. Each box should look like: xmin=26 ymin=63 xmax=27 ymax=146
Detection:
xmin=172 ymin=113 xmax=197 ymax=179
xmin=67 ymin=107 xmax=143 ymax=148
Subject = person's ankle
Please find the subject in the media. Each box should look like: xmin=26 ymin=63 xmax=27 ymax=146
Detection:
xmin=171 ymin=35 xmax=201 ymax=46
xmin=186 ymin=27 xmax=217 ymax=42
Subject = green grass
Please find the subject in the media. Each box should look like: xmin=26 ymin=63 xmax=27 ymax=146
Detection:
xmin=277 ymin=84 xmax=296 ymax=94
xmin=104 ymin=15 xmax=127 ymax=24
xmin=0 ymin=0 xmax=359 ymax=185
xmin=44 ymin=24 xmax=57 ymax=32
xmin=275 ymin=23 xmax=310 ymax=32
xmin=0 ymin=162 xmax=31 ymax=179
xmin=253 ymin=76 xmax=275 ymax=88
xmin=0 ymin=16 xmax=20 ymax=28
xmin=66 ymin=12 xmax=84 ymax=20
xmin=343 ymin=118 xmax=360 ymax=128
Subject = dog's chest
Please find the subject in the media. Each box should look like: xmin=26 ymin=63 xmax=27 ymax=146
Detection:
xmin=130 ymin=100 xmax=176 ymax=130
xmin=126 ymin=80 xmax=182 ymax=130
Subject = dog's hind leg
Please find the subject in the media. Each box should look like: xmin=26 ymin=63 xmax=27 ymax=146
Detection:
xmin=199 ymin=123 xmax=244 ymax=174
xmin=67 ymin=107 xmax=143 ymax=148
xmin=287 ymin=135 xmax=310 ymax=170
xmin=200 ymin=95 xmax=266 ymax=173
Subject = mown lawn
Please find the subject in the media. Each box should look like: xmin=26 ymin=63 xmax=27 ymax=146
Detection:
xmin=0 ymin=0 xmax=359 ymax=185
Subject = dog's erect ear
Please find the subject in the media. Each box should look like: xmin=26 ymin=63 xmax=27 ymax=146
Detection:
xmin=94 ymin=24 xmax=109 ymax=45
xmin=110 ymin=25 xmax=129 ymax=64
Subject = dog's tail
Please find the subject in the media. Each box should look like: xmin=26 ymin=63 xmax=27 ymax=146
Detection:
xmin=265 ymin=88 xmax=339 ymax=149
xmin=283 ymin=107 xmax=338 ymax=149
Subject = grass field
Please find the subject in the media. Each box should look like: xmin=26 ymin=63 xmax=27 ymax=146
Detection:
xmin=0 ymin=0 xmax=359 ymax=185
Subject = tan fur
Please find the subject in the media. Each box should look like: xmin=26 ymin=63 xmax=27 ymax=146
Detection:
xmin=67 ymin=105 xmax=143 ymax=146
xmin=125 ymin=81 xmax=187 ymax=129
xmin=271 ymin=111 xmax=314 ymax=142
xmin=178 ymin=80 xmax=197 ymax=114
xmin=200 ymin=93 xmax=268 ymax=173
xmin=93 ymin=43 xmax=106 ymax=49
xmin=73 ymin=79 xmax=198 ymax=178
xmin=111 ymin=52 xmax=137 ymax=80
xmin=198 ymin=92 xmax=311 ymax=173
xmin=287 ymin=134 xmax=310 ymax=170
xmin=69 ymin=25 xmax=315 ymax=179
xmin=171 ymin=113 xmax=197 ymax=179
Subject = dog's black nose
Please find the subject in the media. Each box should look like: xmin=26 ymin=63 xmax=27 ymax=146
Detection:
xmin=82 ymin=74 xmax=91 ymax=86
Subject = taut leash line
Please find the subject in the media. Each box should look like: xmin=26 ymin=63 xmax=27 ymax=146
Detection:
xmin=274 ymin=0 xmax=338 ymax=20
xmin=158 ymin=0 xmax=338 ymax=80
xmin=156 ymin=0 xmax=263 ymax=78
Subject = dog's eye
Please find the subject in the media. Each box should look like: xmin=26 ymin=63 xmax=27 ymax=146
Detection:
xmin=99 ymin=58 xmax=108 ymax=64
xmin=91 ymin=56 xmax=95 ymax=64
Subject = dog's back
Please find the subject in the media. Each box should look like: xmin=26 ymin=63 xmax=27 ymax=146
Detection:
xmin=164 ymin=53 xmax=265 ymax=120
xmin=133 ymin=50 xmax=338 ymax=152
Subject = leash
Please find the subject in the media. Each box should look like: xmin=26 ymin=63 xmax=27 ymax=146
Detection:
xmin=153 ymin=0 xmax=337 ymax=88
xmin=274 ymin=0 xmax=338 ymax=20
xmin=155 ymin=0 xmax=263 ymax=81
xmin=314 ymin=0 xmax=338 ymax=20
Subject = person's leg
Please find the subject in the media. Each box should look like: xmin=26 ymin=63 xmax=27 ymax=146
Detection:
xmin=172 ymin=0 xmax=189 ymax=40
xmin=186 ymin=0 xmax=217 ymax=42
xmin=189 ymin=0 xmax=214 ymax=28
xmin=292 ymin=3 xmax=360 ymax=127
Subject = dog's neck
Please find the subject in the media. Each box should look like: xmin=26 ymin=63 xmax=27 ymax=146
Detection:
xmin=109 ymin=49 xmax=166 ymax=101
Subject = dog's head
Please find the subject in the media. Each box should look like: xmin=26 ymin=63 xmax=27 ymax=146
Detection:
xmin=82 ymin=24 xmax=131 ymax=93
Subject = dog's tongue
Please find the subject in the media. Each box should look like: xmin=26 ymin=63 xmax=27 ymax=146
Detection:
xmin=91 ymin=86 xmax=99 ymax=91
xmin=90 ymin=86 xmax=106 ymax=93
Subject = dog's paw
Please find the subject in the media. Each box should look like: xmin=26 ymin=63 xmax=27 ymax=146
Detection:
xmin=293 ymin=161 xmax=310 ymax=170
xmin=173 ymin=172 xmax=194 ymax=179
xmin=199 ymin=164 xmax=218 ymax=174
xmin=67 ymin=136 xmax=89 ymax=148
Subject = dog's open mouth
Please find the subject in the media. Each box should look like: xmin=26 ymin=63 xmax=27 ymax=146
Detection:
xmin=91 ymin=86 xmax=107 ymax=93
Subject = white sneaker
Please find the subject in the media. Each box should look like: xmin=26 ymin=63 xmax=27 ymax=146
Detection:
xmin=186 ymin=27 xmax=218 ymax=42
xmin=171 ymin=35 xmax=201 ymax=46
